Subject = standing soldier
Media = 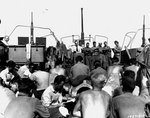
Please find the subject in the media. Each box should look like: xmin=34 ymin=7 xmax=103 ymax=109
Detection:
xmin=113 ymin=40 xmax=122 ymax=64
xmin=72 ymin=40 xmax=82 ymax=53
xmin=97 ymin=43 xmax=107 ymax=70
xmin=103 ymin=41 xmax=111 ymax=69
xmin=82 ymin=42 xmax=92 ymax=70
xmin=91 ymin=41 xmax=100 ymax=70
xmin=71 ymin=40 xmax=83 ymax=64
xmin=98 ymin=43 xmax=103 ymax=54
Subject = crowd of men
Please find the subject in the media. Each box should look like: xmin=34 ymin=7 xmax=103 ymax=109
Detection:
xmin=0 ymin=39 xmax=150 ymax=118
xmin=73 ymin=40 xmax=122 ymax=70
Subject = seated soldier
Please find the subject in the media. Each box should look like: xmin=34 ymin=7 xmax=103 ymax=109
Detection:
xmin=73 ymin=71 xmax=111 ymax=118
xmin=113 ymin=70 xmax=135 ymax=97
xmin=30 ymin=70 xmax=51 ymax=100
xmin=125 ymin=58 xmax=140 ymax=81
xmin=0 ymin=60 xmax=20 ymax=86
xmin=4 ymin=77 xmax=50 ymax=118
xmin=111 ymin=75 xmax=150 ymax=118
xmin=50 ymin=59 xmax=65 ymax=76
xmin=0 ymin=77 xmax=16 ymax=118
xmin=70 ymin=55 xmax=90 ymax=87
xmin=41 ymin=75 xmax=69 ymax=118
xmin=17 ymin=61 xmax=34 ymax=78
xmin=90 ymin=60 xmax=106 ymax=75
xmin=49 ymin=59 xmax=66 ymax=85
xmin=102 ymin=60 xmax=123 ymax=96
xmin=41 ymin=75 xmax=66 ymax=107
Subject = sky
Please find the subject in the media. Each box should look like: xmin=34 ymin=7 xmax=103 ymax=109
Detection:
xmin=0 ymin=0 xmax=150 ymax=49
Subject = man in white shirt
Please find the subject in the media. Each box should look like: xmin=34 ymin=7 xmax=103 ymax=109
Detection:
xmin=41 ymin=75 xmax=66 ymax=107
xmin=17 ymin=61 xmax=33 ymax=78
xmin=0 ymin=60 xmax=20 ymax=86
xmin=71 ymin=40 xmax=82 ymax=53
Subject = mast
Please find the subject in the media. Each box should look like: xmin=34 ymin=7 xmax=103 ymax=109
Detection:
xmin=141 ymin=15 xmax=145 ymax=47
xmin=80 ymin=8 xmax=85 ymax=46
xmin=30 ymin=12 xmax=34 ymax=45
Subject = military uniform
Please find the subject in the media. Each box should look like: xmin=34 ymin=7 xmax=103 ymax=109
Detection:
xmin=91 ymin=47 xmax=100 ymax=70
xmin=103 ymin=46 xmax=111 ymax=69
xmin=113 ymin=46 xmax=121 ymax=64
xmin=98 ymin=47 xmax=107 ymax=70
xmin=82 ymin=47 xmax=92 ymax=70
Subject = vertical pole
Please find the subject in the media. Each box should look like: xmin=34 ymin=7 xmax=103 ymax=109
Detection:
xmin=81 ymin=8 xmax=85 ymax=46
xmin=30 ymin=12 xmax=34 ymax=45
xmin=72 ymin=35 xmax=75 ymax=42
xmin=141 ymin=15 xmax=145 ymax=47
xmin=29 ymin=12 xmax=34 ymax=63
xmin=89 ymin=35 xmax=91 ymax=42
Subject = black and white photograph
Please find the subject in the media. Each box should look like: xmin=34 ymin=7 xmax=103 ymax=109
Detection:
xmin=0 ymin=0 xmax=150 ymax=118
